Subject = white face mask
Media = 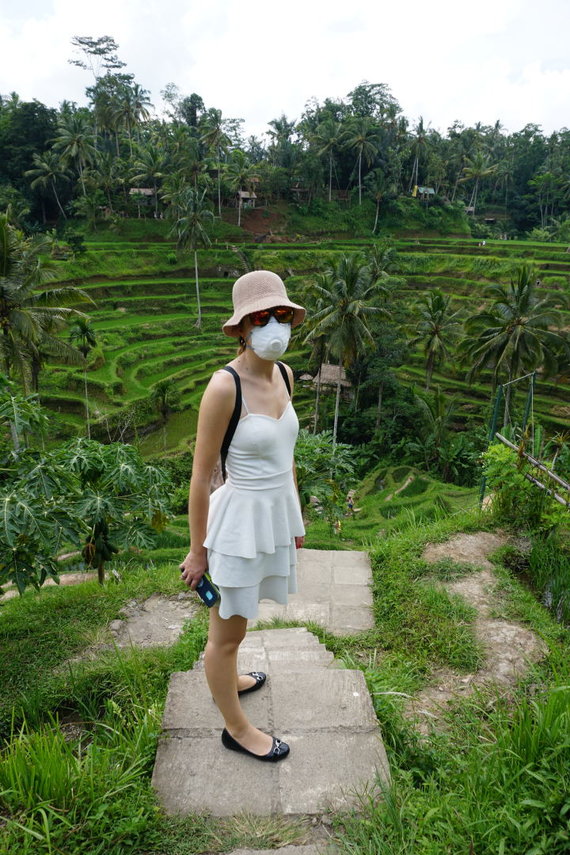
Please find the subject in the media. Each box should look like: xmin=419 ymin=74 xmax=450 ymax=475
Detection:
xmin=247 ymin=315 xmax=291 ymax=361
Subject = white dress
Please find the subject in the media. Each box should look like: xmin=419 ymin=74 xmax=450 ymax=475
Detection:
xmin=203 ymin=389 xmax=305 ymax=620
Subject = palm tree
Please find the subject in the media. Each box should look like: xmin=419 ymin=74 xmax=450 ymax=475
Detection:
xmin=226 ymin=150 xmax=259 ymax=227
xmin=52 ymin=114 xmax=97 ymax=196
xmin=90 ymin=150 xmax=124 ymax=211
xmin=343 ymin=119 xmax=380 ymax=204
xmin=170 ymin=188 xmax=214 ymax=327
xmin=151 ymin=378 xmax=180 ymax=423
xmin=130 ymin=143 xmax=166 ymax=217
xmin=459 ymin=151 xmax=498 ymax=215
xmin=461 ymin=264 xmax=569 ymax=421
xmin=200 ymin=108 xmax=231 ymax=216
xmin=112 ymin=83 xmax=152 ymax=155
xmin=314 ymin=119 xmax=343 ymax=202
xmin=365 ymin=239 xmax=401 ymax=281
xmin=364 ymin=170 xmax=397 ymax=234
xmin=303 ymin=254 xmax=390 ymax=447
xmin=408 ymin=117 xmax=428 ymax=191
xmin=0 ymin=215 xmax=92 ymax=391
xmin=410 ymin=291 xmax=462 ymax=390
xmin=69 ymin=318 xmax=97 ymax=438
xmin=25 ymin=151 xmax=70 ymax=220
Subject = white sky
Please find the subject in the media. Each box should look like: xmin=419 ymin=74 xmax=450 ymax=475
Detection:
xmin=1 ymin=0 xmax=570 ymax=140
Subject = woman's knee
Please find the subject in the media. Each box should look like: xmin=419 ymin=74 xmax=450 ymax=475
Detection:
xmin=207 ymin=611 xmax=247 ymax=651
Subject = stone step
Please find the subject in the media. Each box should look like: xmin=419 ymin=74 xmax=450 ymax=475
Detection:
xmin=152 ymin=628 xmax=390 ymax=816
xmin=192 ymin=628 xmax=340 ymax=673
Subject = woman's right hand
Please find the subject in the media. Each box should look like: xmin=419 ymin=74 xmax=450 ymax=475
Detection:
xmin=179 ymin=550 xmax=208 ymax=590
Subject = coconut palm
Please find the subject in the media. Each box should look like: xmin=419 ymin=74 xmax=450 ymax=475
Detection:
xmin=410 ymin=291 xmax=462 ymax=390
xmin=200 ymin=108 xmax=231 ymax=216
xmin=52 ymin=113 xmax=97 ymax=196
xmin=112 ymin=83 xmax=152 ymax=155
xmin=461 ymin=264 xmax=569 ymax=420
xmin=303 ymin=254 xmax=391 ymax=447
xmin=459 ymin=151 xmax=498 ymax=215
xmin=170 ymin=188 xmax=214 ymax=327
xmin=408 ymin=117 xmax=429 ymax=191
xmin=0 ymin=214 xmax=91 ymax=391
xmin=226 ymin=150 xmax=259 ymax=227
xmin=314 ymin=119 xmax=343 ymax=202
xmin=25 ymin=151 xmax=70 ymax=220
xmin=342 ymin=118 xmax=380 ymax=204
xmin=151 ymin=378 xmax=180 ymax=423
xmin=130 ymin=143 xmax=167 ymax=217
xmin=69 ymin=318 xmax=97 ymax=438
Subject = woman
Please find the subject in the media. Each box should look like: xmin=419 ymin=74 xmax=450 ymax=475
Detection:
xmin=180 ymin=270 xmax=306 ymax=763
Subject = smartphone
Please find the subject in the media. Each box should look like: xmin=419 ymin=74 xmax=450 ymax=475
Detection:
xmin=195 ymin=572 xmax=220 ymax=608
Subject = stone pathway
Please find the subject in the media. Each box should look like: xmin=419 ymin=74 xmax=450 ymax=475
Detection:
xmin=152 ymin=627 xmax=390 ymax=819
xmin=152 ymin=548 xmax=388 ymax=833
xmin=407 ymin=532 xmax=548 ymax=728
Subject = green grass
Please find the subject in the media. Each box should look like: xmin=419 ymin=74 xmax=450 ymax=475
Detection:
xmin=1 ymin=496 xmax=569 ymax=853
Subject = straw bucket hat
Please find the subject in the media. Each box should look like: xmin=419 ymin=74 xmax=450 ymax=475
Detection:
xmin=222 ymin=270 xmax=306 ymax=337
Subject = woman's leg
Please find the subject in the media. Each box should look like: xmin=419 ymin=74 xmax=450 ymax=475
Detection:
xmin=204 ymin=607 xmax=274 ymax=755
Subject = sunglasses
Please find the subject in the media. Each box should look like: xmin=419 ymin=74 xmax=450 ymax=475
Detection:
xmin=249 ymin=306 xmax=295 ymax=327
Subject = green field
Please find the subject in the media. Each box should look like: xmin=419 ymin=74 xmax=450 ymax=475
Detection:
xmin=39 ymin=233 xmax=570 ymax=449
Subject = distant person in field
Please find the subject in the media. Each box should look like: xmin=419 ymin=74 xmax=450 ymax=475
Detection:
xmin=180 ymin=270 xmax=305 ymax=763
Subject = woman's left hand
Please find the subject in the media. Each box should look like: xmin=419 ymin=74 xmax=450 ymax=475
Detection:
xmin=295 ymin=536 xmax=305 ymax=549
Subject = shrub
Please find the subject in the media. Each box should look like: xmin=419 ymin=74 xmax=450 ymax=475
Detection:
xmin=483 ymin=443 xmax=568 ymax=534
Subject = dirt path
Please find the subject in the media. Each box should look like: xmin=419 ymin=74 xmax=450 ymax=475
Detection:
xmin=407 ymin=532 xmax=548 ymax=730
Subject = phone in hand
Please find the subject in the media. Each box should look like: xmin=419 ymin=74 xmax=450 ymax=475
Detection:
xmin=195 ymin=572 xmax=220 ymax=608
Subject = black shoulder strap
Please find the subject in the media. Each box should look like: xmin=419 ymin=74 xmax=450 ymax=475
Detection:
xmin=276 ymin=361 xmax=292 ymax=397
xmin=220 ymin=366 xmax=241 ymax=482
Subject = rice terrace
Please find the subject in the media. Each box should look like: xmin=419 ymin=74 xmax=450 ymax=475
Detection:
xmin=1 ymin=65 xmax=570 ymax=855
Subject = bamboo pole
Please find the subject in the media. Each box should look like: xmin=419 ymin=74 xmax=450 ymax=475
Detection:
xmin=495 ymin=432 xmax=570 ymax=493
xmin=522 ymin=471 xmax=569 ymax=508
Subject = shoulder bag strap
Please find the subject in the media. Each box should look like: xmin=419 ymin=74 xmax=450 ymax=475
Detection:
xmin=276 ymin=361 xmax=292 ymax=397
xmin=220 ymin=366 xmax=241 ymax=482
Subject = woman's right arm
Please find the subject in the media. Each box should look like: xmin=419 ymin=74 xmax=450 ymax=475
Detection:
xmin=179 ymin=371 xmax=236 ymax=590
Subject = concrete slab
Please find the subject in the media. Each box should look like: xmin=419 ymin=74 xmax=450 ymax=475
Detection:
xmin=277 ymin=731 xmax=387 ymax=815
xmin=251 ymin=549 xmax=373 ymax=636
xmin=271 ymin=670 xmax=376 ymax=730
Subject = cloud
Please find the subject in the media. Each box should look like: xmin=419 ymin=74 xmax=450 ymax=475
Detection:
xmin=1 ymin=0 xmax=569 ymax=137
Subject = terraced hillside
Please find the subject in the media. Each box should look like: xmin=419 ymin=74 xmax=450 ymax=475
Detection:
xmin=41 ymin=234 xmax=570 ymax=451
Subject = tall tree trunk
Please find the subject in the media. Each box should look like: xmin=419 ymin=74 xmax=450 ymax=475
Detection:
xmin=51 ymin=179 xmax=67 ymax=219
xmin=217 ymin=148 xmax=222 ymax=216
xmin=425 ymin=353 xmax=434 ymax=391
xmin=9 ymin=421 xmax=20 ymax=452
xmin=373 ymin=199 xmax=380 ymax=233
xmin=332 ymin=365 xmax=342 ymax=451
xmin=84 ymin=368 xmax=91 ymax=439
xmin=358 ymin=152 xmax=362 ymax=205
xmin=194 ymin=249 xmax=202 ymax=327
xmin=328 ymin=152 xmax=333 ymax=203
xmin=375 ymin=381 xmax=384 ymax=430
xmin=313 ymin=369 xmax=322 ymax=433
xmin=79 ymin=161 xmax=86 ymax=196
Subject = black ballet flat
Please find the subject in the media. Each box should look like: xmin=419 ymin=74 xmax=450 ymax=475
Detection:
xmin=237 ymin=671 xmax=267 ymax=696
xmin=221 ymin=728 xmax=290 ymax=762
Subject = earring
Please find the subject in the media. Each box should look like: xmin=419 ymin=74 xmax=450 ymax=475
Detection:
xmin=239 ymin=336 xmax=246 ymax=346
